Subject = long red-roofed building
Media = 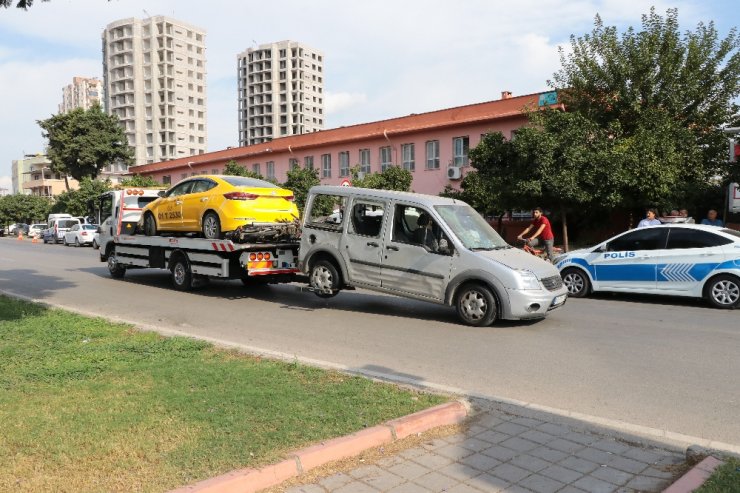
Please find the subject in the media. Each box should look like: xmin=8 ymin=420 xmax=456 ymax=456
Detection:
xmin=128 ymin=90 xmax=559 ymax=195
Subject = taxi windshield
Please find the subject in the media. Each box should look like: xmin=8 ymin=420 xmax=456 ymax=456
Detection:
xmin=434 ymin=204 xmax=508 ymax=250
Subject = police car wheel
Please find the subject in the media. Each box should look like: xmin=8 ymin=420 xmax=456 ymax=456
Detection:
xmin=705 ymin=274 xmax=740 ymax=309
xmin=456 ymin=283 xmax=497 ymax=327
xmin=310 ymin=260 xmax=340 ymax=298
xmin=144 ymin=213 xmax=157 ymax=236
xmin=562 ymin=268 xmax=590 ymax=298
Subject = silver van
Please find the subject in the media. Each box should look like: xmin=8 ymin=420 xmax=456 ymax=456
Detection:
xmin=299 ymin=186 xmax=568 ymax=326
xmin=43 ymin=217 xmax=81 ymax=244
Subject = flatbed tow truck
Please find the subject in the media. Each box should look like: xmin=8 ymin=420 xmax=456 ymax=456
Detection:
xmin=93 ymin=188 xmax=302 ymax=290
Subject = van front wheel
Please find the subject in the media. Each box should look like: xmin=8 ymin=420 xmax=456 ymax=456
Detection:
xmin=456 ymin=283 xmax=497 ymax=326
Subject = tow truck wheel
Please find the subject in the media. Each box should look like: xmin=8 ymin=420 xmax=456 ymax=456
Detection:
xmin=202 ymin=212 xmax=222 ymax=240
xmin=171 ymin=258 xmax=192 ymax=291
xmin=107 ymin=254 xmax=126 ymax=279
xmin=143 ymin=213 xmax=157 ymax=236
xmin=561 ymin=267 xmax=590 ymax=298
xmin=456 ymin=283 xmax=497 ymax=327
xmin=310 ymin=259 xmax=340 ymax=298
xmin=705 ymin=274 xmax=740 ymax=309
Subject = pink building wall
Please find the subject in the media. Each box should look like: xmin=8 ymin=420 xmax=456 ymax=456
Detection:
xmin=133 ymin=92 xmax=550 ymax=196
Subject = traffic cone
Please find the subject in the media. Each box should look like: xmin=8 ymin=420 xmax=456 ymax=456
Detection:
xmin=17 ymin=231 xmax=23 ymax=241
xmin=31 ymin=235 xmax=39 ymax=243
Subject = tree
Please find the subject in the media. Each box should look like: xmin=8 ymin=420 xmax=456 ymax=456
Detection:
xmin=282 ymin=166 xmax=320 ymax=213
xmin=0 ymin=194 xmax=52 ymax=226
xmin=119 ymin=175 xmax=162 ymax=188
xmin=0 ymin=0 xmax=47 ymax=8
xmin=350 ymin=165 xmax=413 ymax=191
xmin=38 ymin=104 xmax=133 ymax=189
xmin=223 ymin=160 xmax=264 ymax=179
xmin=50 ymin=178 xmax=112 ymax=216
xmin=549 ymin=7 xmax=740 ymax=210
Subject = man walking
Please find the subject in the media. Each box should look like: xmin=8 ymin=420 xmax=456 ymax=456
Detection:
xmin=517 ymin=207 xmax=555 ymax=261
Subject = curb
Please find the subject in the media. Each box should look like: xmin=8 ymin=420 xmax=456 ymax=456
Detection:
xmin=662 ymin=456 xmax=724 ymax=493
xmin=169 ymin=400 xmax=469 ymax=493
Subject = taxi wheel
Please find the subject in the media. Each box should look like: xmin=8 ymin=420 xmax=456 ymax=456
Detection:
xmin=310 ymin=260 xmax=340 ymax=298
xmin=456 ymin=283 xmax=497 ymax=327
xmin=144 ymin=213 xmax=157 ymax=236
xmin=202 ymin=212 xmax=222 ymax=240
xmin=705 ymin=274 xmax=740 ymax=309
xmin=171 ymin=257 xmax=192 ymax=291
xmin=562 ymin=268 xmax=590 ymax=298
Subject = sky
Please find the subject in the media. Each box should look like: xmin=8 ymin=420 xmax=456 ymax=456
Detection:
xmin=0 ymin=0 xmax=737 ymax=193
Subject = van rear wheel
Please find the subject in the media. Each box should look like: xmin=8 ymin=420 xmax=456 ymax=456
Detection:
xmin=456 ymin=283 xmax=497 ymax=326
xmin=310 ymin=260 xmax=340 ymax=298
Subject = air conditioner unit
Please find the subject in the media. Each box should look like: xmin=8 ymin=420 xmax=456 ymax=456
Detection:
xmin=447 ymin=166 xmax=462 ymax=180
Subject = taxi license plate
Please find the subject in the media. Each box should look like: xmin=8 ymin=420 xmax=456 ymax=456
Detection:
xmin=552 ymin=294 xmax=567 ymax=306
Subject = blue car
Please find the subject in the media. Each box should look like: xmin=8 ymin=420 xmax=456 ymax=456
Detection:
xmin=554 ymin=224 xmax=740 ymax=308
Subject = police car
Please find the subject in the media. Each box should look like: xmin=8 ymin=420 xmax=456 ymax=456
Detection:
xmin=554 ymin=224 xmax=740 ymax=308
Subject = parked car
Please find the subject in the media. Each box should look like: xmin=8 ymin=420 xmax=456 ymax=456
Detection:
xmin=63 ymin=223 xmax=98 ymax=247
xmin=554 ymin=224 xmax=740 ymax=308
xmin=300 ymin=186 xmax=568 ymax=326
xmin=43 ymin=218 xmax=81 ymax=244
xmin=9 ymin=223 xmax=30 ymax=236
xmin=140 ymin=175 xmax=299 ymax=239
xmin=92 ymin=229 xmax=100 ymax=249
xmin=28 ymin=223 xmax=47 ymax=238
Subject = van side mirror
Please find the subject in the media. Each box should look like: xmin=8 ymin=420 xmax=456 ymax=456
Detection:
xmin=158 ymin=190 xmax=166 ymax=197
xmin=438 ymin=238 xmax=452 ymax=255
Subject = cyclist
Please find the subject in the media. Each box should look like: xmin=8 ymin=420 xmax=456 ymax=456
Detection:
xmin=516 ymin=207 xmax=554 ymax=262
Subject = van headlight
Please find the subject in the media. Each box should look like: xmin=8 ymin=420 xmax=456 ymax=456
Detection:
xmin=515 ymin=269 xmax=541 ymax=290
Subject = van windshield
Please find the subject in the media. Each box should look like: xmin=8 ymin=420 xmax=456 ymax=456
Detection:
xmin=434 ymin=204 xmax=508 ymax=250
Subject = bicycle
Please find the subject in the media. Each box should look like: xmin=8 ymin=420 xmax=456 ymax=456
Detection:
xmin=516 ymin=238 xmax=563 ymax=261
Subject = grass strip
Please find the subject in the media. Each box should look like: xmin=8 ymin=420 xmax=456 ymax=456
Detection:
xmin=694 ymin=457 xmax=740 ymax=493
xmin=0 ymin=295 xmax=447 ymax=492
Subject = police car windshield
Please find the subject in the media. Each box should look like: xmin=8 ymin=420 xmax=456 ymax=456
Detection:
xmin=434 ymin=204 xmax=507 ymax=250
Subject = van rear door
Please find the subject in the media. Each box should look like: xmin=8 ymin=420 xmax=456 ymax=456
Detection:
xmin=339 ymin=199 xmax=386 ymax=287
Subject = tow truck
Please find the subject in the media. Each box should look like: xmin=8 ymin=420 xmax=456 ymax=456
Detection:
xmin=92 ymin=187 xmax=301 ymax=290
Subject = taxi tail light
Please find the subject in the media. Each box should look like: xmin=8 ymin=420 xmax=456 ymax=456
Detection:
xmin=284 ymin=194 xmax=294 ymax=202
xmin=224 ymin=192 xmax=258 ymax=200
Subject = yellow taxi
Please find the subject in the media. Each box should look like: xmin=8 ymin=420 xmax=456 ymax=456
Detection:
xmin=140 ymin=175 xmax=299 ymax=239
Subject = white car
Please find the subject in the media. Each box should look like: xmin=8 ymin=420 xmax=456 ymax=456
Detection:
xmin=554 ymin=224 xmax=740 ymax=308
xmin=63 ymin=224 xmax=98 ymax=247
xmin=28 ymin=223 xmax=47 ymax=238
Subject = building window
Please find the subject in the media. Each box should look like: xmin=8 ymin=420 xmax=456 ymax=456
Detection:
xmin=289 ymin=158 xmax=299 ymax=170
xmin=425 ymin=140 xmax=440 ymax=169
xmin=338 ymin=151 xmax=350 ymax=177
xmin=380 ymin=146 xmax=392 ymax=172
xmin=359 ymin=149 xmax=371 ymax=174
xmin=321 ymin=154 xmax=331 ymax=178
xmin=212 ymin=168 xmax=219 ymax=175
xmin=453 ymin=136 xmax=469 ymax=167
xmin=252 ymin=163 xmax=261 ymax=175
xmin=401 ymin=143 xmax=415 ymax=171
xmin=304 ymin=155 xmax=314 ymax=170
xmin=162 ymin=175 xmax=171 ymax=185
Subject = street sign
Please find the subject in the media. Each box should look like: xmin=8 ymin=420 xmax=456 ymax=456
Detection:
xmin=340 ymin=179 xmax=351 ymax=187
xmin=730 ymin=182 xmax=740 ymax=213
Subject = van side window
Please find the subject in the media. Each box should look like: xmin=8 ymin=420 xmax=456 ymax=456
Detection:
xmin=305 ymin=193 xmax=345 ymax=231
xmin=348 ymin=201 xmax=384 ymax=237
xmin=392 ymin=205 xmax=425 ymax=244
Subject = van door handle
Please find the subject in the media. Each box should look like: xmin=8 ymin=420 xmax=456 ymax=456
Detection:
xmin=367 ymin=241 xmax=379 ymax=247
xmin=386 ymin=245 xmax=398 ymax=251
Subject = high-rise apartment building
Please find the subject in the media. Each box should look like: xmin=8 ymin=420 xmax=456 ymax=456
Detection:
xmin=237 ymin=40 xmax=324 ymax=146
xmin=59 ymin=77 xmax=103 ymax=113
xmin=102 ymin=16 xmax=207 ymax=167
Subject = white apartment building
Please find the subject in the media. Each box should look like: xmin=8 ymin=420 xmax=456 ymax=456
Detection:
xmin=102 ymin=16 xmax=207 ymax=168
xmin=59 ymin=77 xmax=103 ymax=113
xmin=237 ymin=40 xmax=324 ymax=146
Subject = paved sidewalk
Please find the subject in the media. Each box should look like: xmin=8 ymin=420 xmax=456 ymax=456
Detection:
xmin=281 ymin=398 xmax=687 ymax=493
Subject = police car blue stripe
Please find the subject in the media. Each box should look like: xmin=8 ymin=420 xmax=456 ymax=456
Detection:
xmin=594 ymin=264 xmax=656 ymax=282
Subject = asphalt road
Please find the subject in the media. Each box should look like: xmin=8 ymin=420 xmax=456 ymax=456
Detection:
xmin=1 ymin=237 xmax=738 ymax=450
